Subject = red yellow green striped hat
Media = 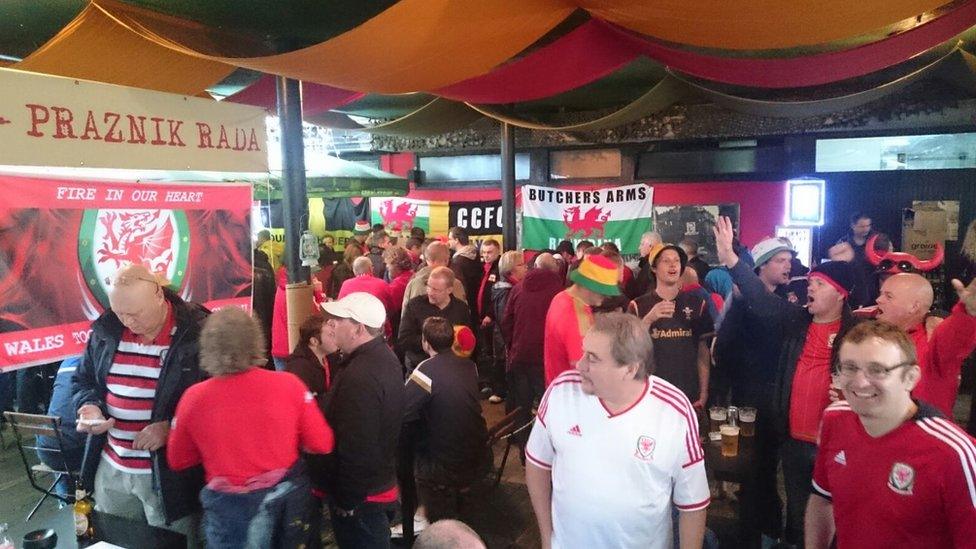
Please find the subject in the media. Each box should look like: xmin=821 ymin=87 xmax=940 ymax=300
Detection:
xmin=569 ymin=254 xmax=621 ymax=296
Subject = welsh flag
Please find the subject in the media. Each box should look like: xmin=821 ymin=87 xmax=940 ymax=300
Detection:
xmin=370 ymin=197 xmax=450 ymax=238
xmin=520 ymin=183 xmax=654 ymax=254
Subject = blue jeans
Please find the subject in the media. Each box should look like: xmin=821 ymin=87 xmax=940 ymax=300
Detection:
xmin=330 ymin=502 xmax=395 ymax=549
xmin=200 ymin=471 xmax=312 ymax=549
xmin=273 ymin=357 xmax=287 ymax=371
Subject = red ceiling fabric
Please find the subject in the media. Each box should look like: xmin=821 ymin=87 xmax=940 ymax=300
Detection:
xmin=434 ymin=0 xmax=976 ymax=103
xmin=615 ymin=0 xmax=976 ymax=88
xmin=224 ymin=74 xmax=364 ymax=115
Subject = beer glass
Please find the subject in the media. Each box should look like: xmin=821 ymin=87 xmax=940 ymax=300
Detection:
xmin=720 ymin=424 xmax=740 ymax=457
xmin=708 ymin=406 xmax=727 ymax=434
xmin=739 ymin=407 xmax=757 ymax=437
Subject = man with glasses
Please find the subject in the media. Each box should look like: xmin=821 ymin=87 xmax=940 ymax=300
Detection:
xmin=805 ymin=320 xmax=976 ymax=548
xmin=321 ymin=292 xmax=405 ymax=548
xmin=73 ymin=263 xmax=209 ymax=540
xmin=875 ymin=272 xmax=976 ymax=416
xmin=399 ymin=267 xmax=471 ymax=371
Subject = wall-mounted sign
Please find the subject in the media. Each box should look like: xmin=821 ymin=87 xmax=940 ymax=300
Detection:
xmin=786 ymin=178 xmax=825 ymax=226
xmin=0 ymin=68 xmax=268 ymax=172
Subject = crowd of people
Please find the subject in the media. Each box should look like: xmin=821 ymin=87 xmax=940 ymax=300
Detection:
xmin=4 ymin=211 xmax=976 ymax=548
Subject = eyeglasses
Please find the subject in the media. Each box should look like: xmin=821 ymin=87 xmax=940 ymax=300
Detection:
xmin=835 ymin=361 xmax=915 ymax=380
xmin=877 ymin=259 xmax=916 ymax=274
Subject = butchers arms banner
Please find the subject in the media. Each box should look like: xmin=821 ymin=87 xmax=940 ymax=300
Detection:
xmin=0 ymin=175 xmax=253 ymax=371
xmin=521 ymin=184 xmax=654 ymax=254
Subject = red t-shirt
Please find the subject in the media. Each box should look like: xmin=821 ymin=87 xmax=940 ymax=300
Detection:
xmin=812 ymin=401 xmax=976 ymax=548
xmin=167 ymin=368 xmax=334 ymax=486
xmin=544 ymin=290 xmax=593 ymax=385
xmin=789 ymin=319 xmax=841 ymax=443
xmin=910 ymin=303 xmax=976 ymax=416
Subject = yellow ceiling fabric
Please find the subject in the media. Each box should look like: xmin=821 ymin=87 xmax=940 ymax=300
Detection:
xmin=467 ymin=76 xmax=691 ymax=132
xmin=577 ymin=0 xmax=953 ymax=50
xmin=95 ymin=0 xmax=577 ymax=94
xmin=15 ymin=4 xmax=234 ymax=96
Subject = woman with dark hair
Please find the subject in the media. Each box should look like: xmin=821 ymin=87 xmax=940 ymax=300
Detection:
xmin=328 ymin=243 xmax=363 ymax=299
xmin=167 ymin=308 xmax=334 ymax=549
xmin=285 ymin=315 xmax=341 ymax=406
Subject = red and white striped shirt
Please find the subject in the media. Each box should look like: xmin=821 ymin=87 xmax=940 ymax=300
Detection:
xmin=103 ymin=304 xmax=174 ymax=474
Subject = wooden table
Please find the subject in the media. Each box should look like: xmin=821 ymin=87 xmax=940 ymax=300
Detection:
xmin=704 ymin=433 xmax=761 ymax=549
xmin=77 ymin=511 xmax=186 ymax=549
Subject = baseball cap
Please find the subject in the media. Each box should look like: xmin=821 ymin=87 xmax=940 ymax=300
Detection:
xmin=751 ymin=237 xmax=795 ymax=269
xmin=320 ymin=292 xmax=386 ymax=328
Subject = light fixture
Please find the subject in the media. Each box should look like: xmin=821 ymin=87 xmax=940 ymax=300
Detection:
xmin=785 ymin=178 xmax=825 ymax=226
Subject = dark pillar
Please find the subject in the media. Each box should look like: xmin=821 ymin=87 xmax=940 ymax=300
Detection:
xmin=501 ymin=123 xmax=517 ymax=251
xmin=275 ymin=76 xmax=308 ymax=283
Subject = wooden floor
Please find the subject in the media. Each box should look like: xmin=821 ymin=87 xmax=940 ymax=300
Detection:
xmin=1 ymin=392 xmax=971 ymax=548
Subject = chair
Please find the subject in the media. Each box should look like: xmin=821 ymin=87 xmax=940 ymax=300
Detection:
xmin=3 ymin=411 xmax=80 ymax=521
xmin=486 ymin=406 xmax=535 ymax=487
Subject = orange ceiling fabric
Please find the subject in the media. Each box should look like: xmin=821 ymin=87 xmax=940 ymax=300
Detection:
xmin=96 ymin=0 xmax=577 ymax=94
xmin=15 ymin=4 xmax=234 ymax=96
xmin=576 ymin=0 xmax=953 ymax=49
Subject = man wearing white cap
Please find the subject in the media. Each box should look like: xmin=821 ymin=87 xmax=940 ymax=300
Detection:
xmin=320 ymin=292 xmax=405 ymax=548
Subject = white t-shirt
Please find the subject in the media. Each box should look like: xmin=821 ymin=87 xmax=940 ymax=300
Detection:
xmin=526 ymin=371 xmax=710 ymax=549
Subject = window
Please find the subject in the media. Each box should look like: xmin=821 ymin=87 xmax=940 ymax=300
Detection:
xmin=418 ymin=154 xmax=530 ymax=182
xmin=549 ymin=149 xmax=621 ymax=179
xmin=816 ymin=133 xmax=976 ymax=172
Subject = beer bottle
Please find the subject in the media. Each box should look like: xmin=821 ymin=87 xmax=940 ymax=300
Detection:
xmin=74 ymin=489 xmax=95 ymax=539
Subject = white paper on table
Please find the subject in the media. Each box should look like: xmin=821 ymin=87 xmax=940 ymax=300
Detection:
xmin=85 ymin=542 xmax=128 ymax=549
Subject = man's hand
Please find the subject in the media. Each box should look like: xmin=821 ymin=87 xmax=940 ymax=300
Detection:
xmin=481 ymin=316 xmax=493 ymax=327
xmin=77 ymin=404 xmax=114 ymax=435
xmin=642 ymin=300 xmax=675 ymax=325
xmin=952 ymin=278 xmax=976 ymax=316
xmin=712 ymin=216 xmax=739 ymax=269
xmin=132 ymin=421 xmax=170 ymax=452
xmin=692 ymin=389 xmax=707 ymax=410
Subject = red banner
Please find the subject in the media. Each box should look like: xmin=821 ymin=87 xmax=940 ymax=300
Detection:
xmin=0 ymin=174 xmax=253 ymax=371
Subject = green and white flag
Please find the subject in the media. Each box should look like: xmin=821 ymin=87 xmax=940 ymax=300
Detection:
xmin=521 ymin=184 xmax=653 ymax=254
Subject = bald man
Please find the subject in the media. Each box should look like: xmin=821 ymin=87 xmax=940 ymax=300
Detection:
xmin=875 ymin=273 xmax=976 ymax=415
xmin=414 ymin=519 xmax=487 ymax=549
xmin=72 ymin=264 xmax=209 ymax=536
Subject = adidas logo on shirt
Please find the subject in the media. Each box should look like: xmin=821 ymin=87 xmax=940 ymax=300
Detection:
xmin=834 ymin=450 xmax=847 ymax=465
xmin=567 ymin=425 xmax=582 ymax=437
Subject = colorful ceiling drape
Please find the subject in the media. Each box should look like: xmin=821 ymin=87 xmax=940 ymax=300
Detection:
xmin=8 ymin=0 xmax=973 ymax=134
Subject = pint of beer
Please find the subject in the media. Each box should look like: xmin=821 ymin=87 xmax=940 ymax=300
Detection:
xmin=739 ymin=407 xmax=757 ymax=437
xmin=708 ymin=406 xmax=727 ymax=434
xmin=720 ymin=424 xmax=740 ymax=457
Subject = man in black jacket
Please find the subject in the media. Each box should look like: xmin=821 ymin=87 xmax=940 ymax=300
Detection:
xmin=321 ymin=292 xmax=405 ymax=548
xmin=714 ymin=217 xmax=858 ymax=546
xmin=399 ymin=267 xmax=471 ymax=371
xmin=73 ymin=264 xmax=208 ymax=538
xmin=403 ymin=317 xmax=489 ymax=525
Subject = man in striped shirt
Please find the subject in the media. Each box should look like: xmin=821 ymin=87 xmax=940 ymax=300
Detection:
xmin=74 ymin=264 xmax=209 ymax=537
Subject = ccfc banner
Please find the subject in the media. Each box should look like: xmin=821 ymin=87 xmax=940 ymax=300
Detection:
xmin=521 ymin=184 xmax=653 ymax=254
xmin=0 ymin=175 xmax=253 ymax=371
xmin=370 ymin=197 xmax=505 ymax=246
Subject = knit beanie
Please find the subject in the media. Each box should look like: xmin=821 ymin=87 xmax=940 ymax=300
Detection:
xmin=569 ymin=255 xmax=621 ymax=296
xmin=809 ymin=261 xmax=855 ymax=300
xmin=452 ymin=325 xmax=477 ymax=358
